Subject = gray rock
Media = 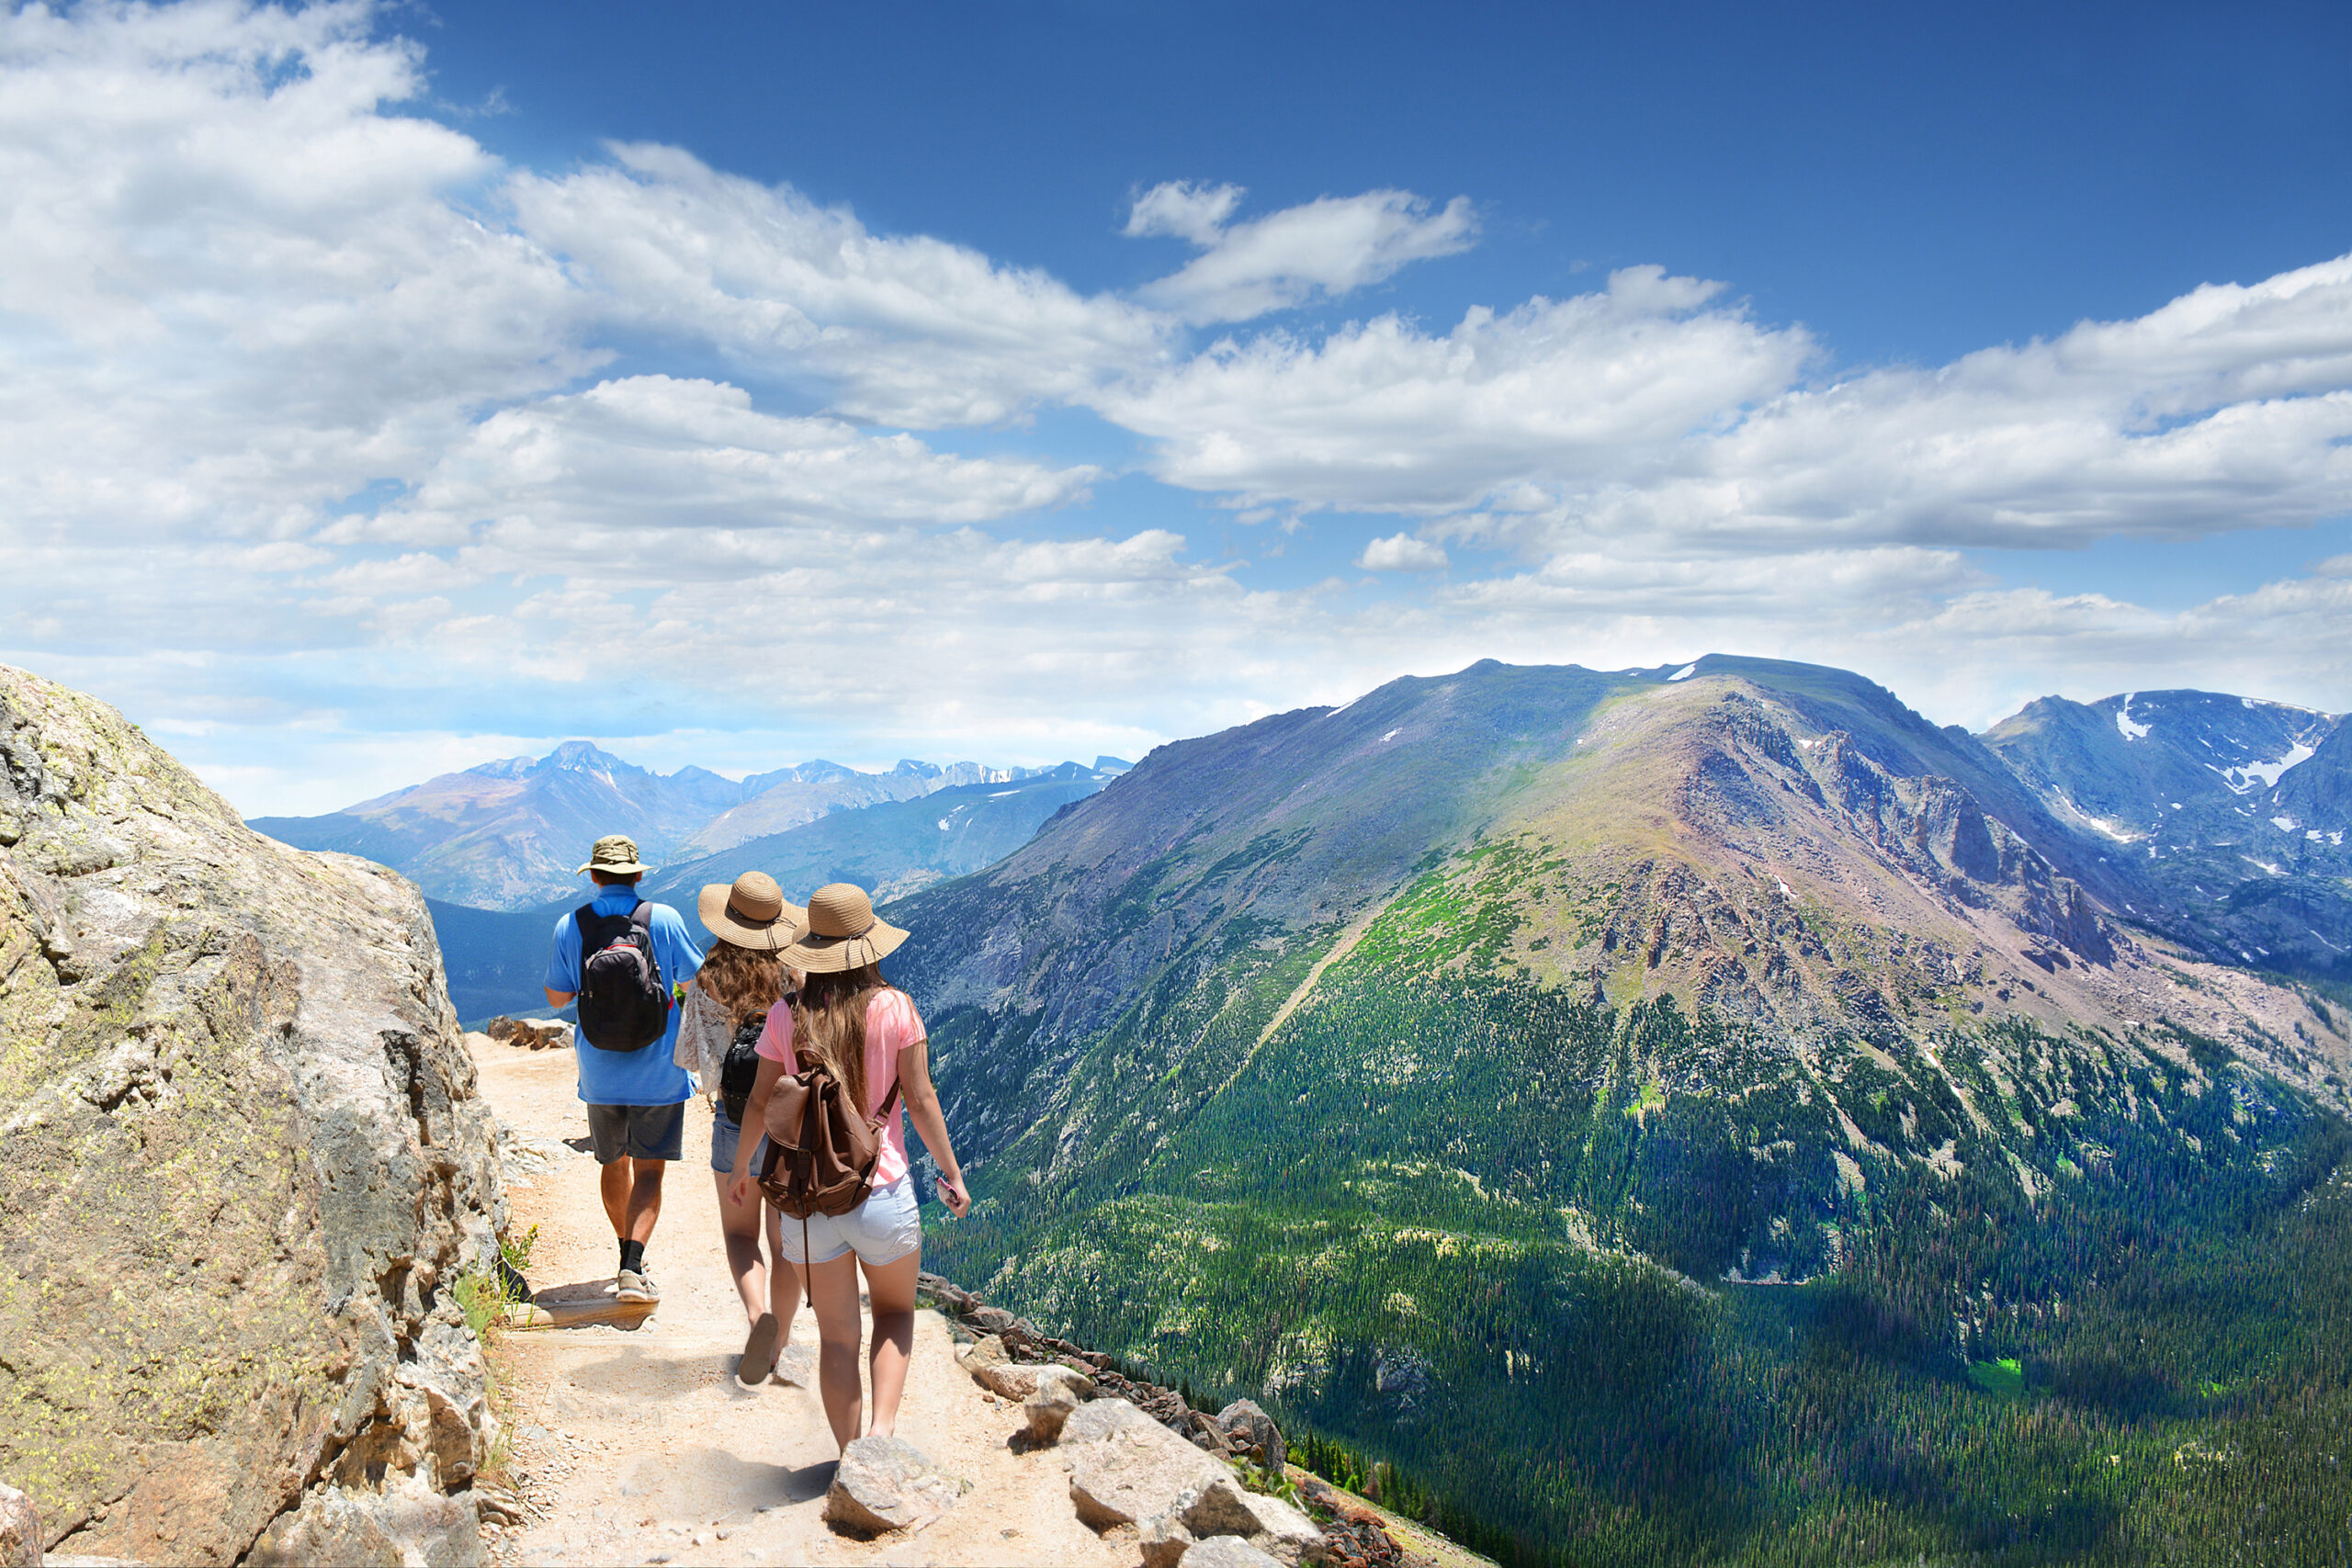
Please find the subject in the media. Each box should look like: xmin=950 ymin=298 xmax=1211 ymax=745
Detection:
xmin=1216 ymin=1399 xmax=1284 ymax=1465
xmin=982 ymin=1358 xmax=1095 ymax=1404
xmin=955 ymin=1333 xmax=1009 ymax=1381
xmin=824 ymin=1436 xmax=965 ymax=1535
xmin=1022 ymin=1364 xmax=1094 ymax=1444
xmin=248 ymin=1478 xmax=482 ymax=1568
xmin=1060 ymin=1396 xmax=1165 ymax=1447
xmin=0 ymin=1478 xmax=40 ymax=1568
xmin=1178 ymin=1476 xmax=1329 ymax=1566
xmin=0 ymin=666 xmax=506 ymax=1565
xmin=1064 ymin=1401 xmax=1232 ymax=1529
xmin=1186 ymin=1536 xmax=1285 ymax=1568
xmin=1137 ymin=1510 xmax=1194 ymax=1568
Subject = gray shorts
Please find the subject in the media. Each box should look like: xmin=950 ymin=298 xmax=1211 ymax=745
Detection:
xmin=775 ymin=1176 xmax=922 ymax=1268
xmin=584 ymin=1100 xmax=684 ymax=1165
xmin=709 ymin=1102 xmax=771 ymax=1176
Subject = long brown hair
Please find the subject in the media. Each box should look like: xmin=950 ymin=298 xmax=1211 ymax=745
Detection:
xmin=695 ymin=939 xmax=786 ymax=1028
xmin=791 ymin=962 xmax=888 ymax=1109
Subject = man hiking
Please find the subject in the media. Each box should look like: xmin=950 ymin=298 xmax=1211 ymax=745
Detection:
xmin=544 ymin=834 xmax=704 ymax=1303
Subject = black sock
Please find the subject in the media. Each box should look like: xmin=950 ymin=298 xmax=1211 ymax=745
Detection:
xmin=619 ymin=1238 xmax=645 ymax=1274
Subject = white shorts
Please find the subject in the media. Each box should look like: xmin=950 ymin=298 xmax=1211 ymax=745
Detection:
xmin=775 ymin=1176 xmax=921 ymax=1268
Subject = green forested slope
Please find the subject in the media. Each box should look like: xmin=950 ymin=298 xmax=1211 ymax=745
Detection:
xmin=891 ymin=659 xmax=2352 ymax=1564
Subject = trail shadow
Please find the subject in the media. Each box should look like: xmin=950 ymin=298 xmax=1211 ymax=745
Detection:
xmin=561 ymin=1135 xmax=594 ymax=1154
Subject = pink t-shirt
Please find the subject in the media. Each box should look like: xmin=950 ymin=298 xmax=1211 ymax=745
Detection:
xmin=755 ymin=988 xmax=924 ymax=1185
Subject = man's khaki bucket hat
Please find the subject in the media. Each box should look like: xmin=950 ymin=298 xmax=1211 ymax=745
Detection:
xmin=777 ymin=883 xmax=909 ymax=973
xmin=577 ymin=834 xmax=651 ymax=876
xmin=697 ymin=871 xmax=807 ymax=953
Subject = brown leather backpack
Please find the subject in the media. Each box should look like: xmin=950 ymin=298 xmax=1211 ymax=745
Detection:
xmin=757 ymin=1055 xmax=901 ymax=1300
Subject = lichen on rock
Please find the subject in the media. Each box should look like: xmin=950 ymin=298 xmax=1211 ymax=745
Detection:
xmin=0 ymin=665 xmax=507 ymax=1566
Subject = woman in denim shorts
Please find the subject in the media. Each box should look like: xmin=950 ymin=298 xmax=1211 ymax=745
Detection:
xmin=676 ymin=872 xmax=802 ymax=1381
xmin=729 ymin=884 xmax=971 ymax=1452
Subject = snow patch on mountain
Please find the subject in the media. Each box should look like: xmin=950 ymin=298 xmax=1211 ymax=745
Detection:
xmin=2115 ymin=694 xmax=2151 ymax=740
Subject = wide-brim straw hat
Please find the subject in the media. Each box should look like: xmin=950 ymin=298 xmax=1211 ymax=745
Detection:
xmin=696 ymin=871 xmax=806 ymax=953
xmin=778 ymin=883 xmax=909 ymax=973
xmin=577 ymin=833 xmax=652 ymax=876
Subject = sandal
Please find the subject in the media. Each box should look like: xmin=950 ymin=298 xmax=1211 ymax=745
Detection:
xmin=738 ymin=1311 xmax=781 ymax=1384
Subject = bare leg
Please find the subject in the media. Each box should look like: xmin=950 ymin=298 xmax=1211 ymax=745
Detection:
xmin=598 ymin=1156 xmax=633 ymax=1240
xmin=711 ymin=1170 xmax=768 ymax=1323
xmin=805 ymin=1253 xmax=865 ymax=1451
xmin=625 ymin=1159 xmax=664 ymax=1245
xmin=861 ymin=1249 xmax=921 ymax=1438
xmin=765 ymin=1202 xmax=799 ymax=1343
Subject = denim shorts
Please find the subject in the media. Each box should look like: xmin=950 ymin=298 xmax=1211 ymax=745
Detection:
xmin=775 ymin=1175 xmax=922 ymax=1268
xmin=708 ymin=1101 xmax=770 ymax=1176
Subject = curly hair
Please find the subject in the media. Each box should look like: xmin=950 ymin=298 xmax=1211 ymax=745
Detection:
xmin=694 ymin=939 xmax=787 ymax=1028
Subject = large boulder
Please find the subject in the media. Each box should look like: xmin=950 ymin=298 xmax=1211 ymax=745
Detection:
xmin=1063 ymin=1399 xmax=1233 ymax=1529
xmin=0 ymin=666 xmax=506 ymax=1565
xmin=1170 ymin=1475 xmax=1328 ymax=1565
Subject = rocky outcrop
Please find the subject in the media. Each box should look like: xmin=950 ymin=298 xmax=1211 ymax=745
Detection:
xmin=0 ymin=666 xmax=506 ymax=1565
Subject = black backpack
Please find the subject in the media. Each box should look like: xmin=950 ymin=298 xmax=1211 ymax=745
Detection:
xmin=719 ymin=1010 xmax=766 ymax=1125
xmin=574 ymin=902 xmax=669 ymax=1051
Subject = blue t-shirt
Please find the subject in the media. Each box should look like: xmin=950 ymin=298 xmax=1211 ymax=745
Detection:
xmin=546 ymin=885 xmax=703 ymax=1107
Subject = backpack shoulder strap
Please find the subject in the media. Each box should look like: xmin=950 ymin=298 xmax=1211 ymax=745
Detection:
xmin=630 ymin=901 xmax=655 ymax=934
xmin=573 ymin=903 xmax=610 ymax=991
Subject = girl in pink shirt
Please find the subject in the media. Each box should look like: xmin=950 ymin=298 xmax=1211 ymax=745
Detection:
xmin=729 ymin=884 xmax=970 ymax=1451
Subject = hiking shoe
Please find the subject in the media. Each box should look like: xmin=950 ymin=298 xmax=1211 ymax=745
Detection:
xmin=738 ymin=1312 xmax=781 ymax=1385
xmin=616 ymin=1269 xmax=659 ymax=1304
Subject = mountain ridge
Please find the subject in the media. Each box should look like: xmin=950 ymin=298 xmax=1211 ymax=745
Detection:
xmin=250 ymin=743 xmax=1123 ymax=911
xmin=876 ymin=654 xmax=2350 ymax=1563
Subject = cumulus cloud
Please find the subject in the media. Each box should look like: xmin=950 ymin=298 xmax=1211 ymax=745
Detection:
xmin=1130 ymin=184 xmax=1478 ymax=323
xmin=1124 ymin=181 xmax=1245 ymax=245
xmin=4 ymin=1 xmax=2351 ymax=815
xmin=1358 ymin=534 xmax=1448 ymax=571
xmin=1103 ymin=266 xmax=1813 ymax=509
xmin=511 ymin=144 xmax=1171 ymax=427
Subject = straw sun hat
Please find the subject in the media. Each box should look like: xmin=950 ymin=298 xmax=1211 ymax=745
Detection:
xmin=695 ymin=871 xmax=807 ymax=953
xmin=777 ymin=883 xmax=910 ymax=973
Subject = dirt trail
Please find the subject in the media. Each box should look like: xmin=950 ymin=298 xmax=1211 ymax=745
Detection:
xmin=471 ymin=1038 xmax=1135 ymax=1568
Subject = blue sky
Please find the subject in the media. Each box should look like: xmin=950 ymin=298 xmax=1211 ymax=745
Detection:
xmin=4 ymin=0 xmax=2350 ymax=814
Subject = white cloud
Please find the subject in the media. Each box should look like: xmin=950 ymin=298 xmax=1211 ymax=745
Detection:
xmin=1124 ymin=181 xmax=1244 ymax=244
xmin=1103 ymin=267 xmax=1813 ymax=509
xmin=510 ymin=144 xmax=1172 ymax=427
xmin=1357 ymin=534 xmax=1448 ymax=571
xmin=1131 ymin=186 xmax=1478 ymax=324
xmin=4 ymin=1 xmax=2352 ymax=818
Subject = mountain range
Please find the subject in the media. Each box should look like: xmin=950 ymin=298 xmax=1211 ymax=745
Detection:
xmin=878 ymin=656 xmax=2348 ymax=1564
xmin=1982 ymin=688 xmax=2349 ymax=976
xmin=288 ymin=753 xmax=1131 ymax=1020
xmin=247 ymin=743 xmax=1129 ymax=911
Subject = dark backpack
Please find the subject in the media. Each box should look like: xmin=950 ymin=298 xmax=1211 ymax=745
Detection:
xmin=718 ymin=1010 xmax=766 ymax=1125
xmin=574 ymin=902 xmax=669 ymax=1051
